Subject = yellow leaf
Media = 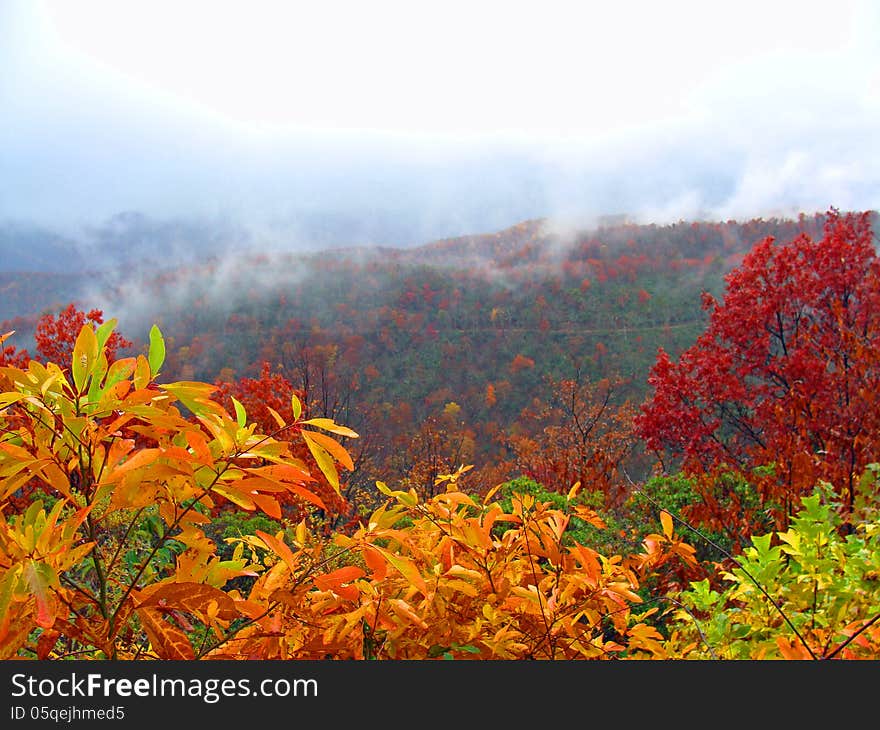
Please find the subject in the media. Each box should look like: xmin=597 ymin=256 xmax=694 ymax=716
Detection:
xmin=197 ymin=415 xmax=235 ymax=455
xmin=0 ymin=392 xmax=29 ymax=409
xmin=375 ymin=480 xmax=417 ymax=506
xmin=483 ymin=482 xmax=503 ymax=504
xmin=294 ymin=519 xmax=308 ymax=547
xmin=302 ymin=429 xmax=354 ymax=471
xmin=301 ymin=431 xmax=339 ymax=491
xmin=371 ymin=545 xmax=426 ymax=596
xmin=133 ymin=355 xmax=151 ymax=390
xmin=266 ymin=406 xmax=286 ymax=429
xmin=660 ymin=510 xmax=674 ymax=540
xmin=300 ymin=417 xmax=359 ymax=438
xmin=212 ymin=483 xmax=256 ymax=511
xmin=71 ymin=324 xmax=98 ymax=392
xmin=442 ymin=579 xmax=479 ymax=597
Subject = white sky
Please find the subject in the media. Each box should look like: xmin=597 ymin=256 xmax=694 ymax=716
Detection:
xmin=24 ymin=0 xmax=879 ymax=135
xmin=1 ymin=0 xmax=879 ymax=238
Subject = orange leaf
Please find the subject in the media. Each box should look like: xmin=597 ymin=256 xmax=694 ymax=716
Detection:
xmin=36 ymin=629 xmax=61 ymax=659
xmin=252 ymin=463 xmax=315 ymax=482
xmin=334 ymin=584 xmax=361 ymax=601
xmin=137 ymin=582 xmax=239 ymax=621
xmin=136 ymin=607 xmax=195 ymax=659
xmin=363 ymin=546 xmax=387 ymax=581
xmin=285 ymin=483 xmax=327 ymax=510
xmin=184 ymin=430 xmax=214 ymax=466
xmin=109 ymin=448 xmax=161 ymax=476
xmin=776 ymin=635 xmax=812 ymax=660
xmin=255 ymin=530 xmax=299 ymax=575
xmin=660 ymin=510 xmax=674 ymax=540
xmin=251 ymin=492 xmax=282 ymax=519
xmin=313 ymin=566 xmax=365 ymax=593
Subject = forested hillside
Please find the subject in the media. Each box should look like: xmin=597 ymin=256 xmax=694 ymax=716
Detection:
xmin=1 ymin=213 xmax=834 ymax=502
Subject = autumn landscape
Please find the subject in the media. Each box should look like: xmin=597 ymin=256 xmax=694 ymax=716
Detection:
xmin=2 ymin=0 xmax=880 ymax=682
xmin=2 ymin=206 xmax=879 ymax=662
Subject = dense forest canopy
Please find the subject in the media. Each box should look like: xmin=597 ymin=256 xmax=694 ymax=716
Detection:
xmin=1 ymin=216 xmax=834 ymax=494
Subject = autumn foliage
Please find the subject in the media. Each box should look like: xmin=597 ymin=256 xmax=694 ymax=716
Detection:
xmin=213 ymin=362 xmax=351 ymax=521
xmin=1 ymin=304 xmax=132 ymax=368
xmin=505 ymin=374 xmax=637 ymax=507
xmin=3 ymin=208 xmax=880 ymax=661
xmin=0 ymin=323 xmax=693 ymax=660
xmin=636 ymin=210 xmax=880 ymax=530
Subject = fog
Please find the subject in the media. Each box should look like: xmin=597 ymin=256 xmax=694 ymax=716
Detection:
xmin=1 ymin=0 xmax=878 ymax=262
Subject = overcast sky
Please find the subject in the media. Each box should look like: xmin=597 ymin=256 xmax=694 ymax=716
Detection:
xmin=1 ymin=0 xmax=878 ymax=248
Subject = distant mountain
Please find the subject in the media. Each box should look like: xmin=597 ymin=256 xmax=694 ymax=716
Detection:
xmin=0 ymin=223 xmax=89 ymax=273
xmin=0 ymin=207 xmax=523 ymax=276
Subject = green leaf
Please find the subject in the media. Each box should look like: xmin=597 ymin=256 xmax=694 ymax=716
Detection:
xmin=0 ymin=392 xmax=28 ymax=409
xmin=232 ymin=397 xmax=247 ymax=429
xmin=291 ymin=393 xmax=302 ymax=421
xmin=148 ymin=325 xmax=166 ymax=377
xmin=95 ymin=318 xmax=117 ymax=351
xmin=87 ymin=351 xmax=109 ymax=408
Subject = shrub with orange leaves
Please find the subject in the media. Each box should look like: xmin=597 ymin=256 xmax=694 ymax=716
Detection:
xmin=0 ymin=321 xmax=356 ymax=659
xmin=213 ymin=466 xmax=687 ymax=660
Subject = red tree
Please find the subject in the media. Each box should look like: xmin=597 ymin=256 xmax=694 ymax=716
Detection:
xmin=635 ymin=210 xmax=880 ymax=527
xmin=34 ymin=304 xmax=132 ymax=364
xmin=1 ymin=305 xmax=131 ymax=368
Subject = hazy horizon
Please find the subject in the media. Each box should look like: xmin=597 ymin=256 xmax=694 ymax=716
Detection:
xmin=2 ymin=1 xmax=879 ymax=254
